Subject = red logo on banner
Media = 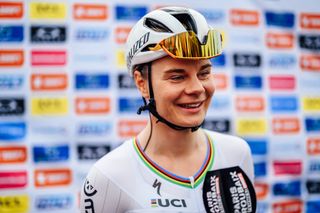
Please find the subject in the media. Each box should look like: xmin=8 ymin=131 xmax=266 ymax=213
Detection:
xmin=273 ymin=161 xmax=302 ymax=175
xmin=118 ymin=120 xmax=147 ymax=138
xmin=269 ymin=75 xmax=296 ymax=90
xmin=272 ymin=199 xmax=303 ymax=213
xmin=74 ymin=4 xmax=108 ymax=20
xmin=307 ymin=137 xmax=320 ymax=155
xmin=31 ymin=74 xmax=68 ymax=91
xmin=34 ymin=169 xmax=71 ymax=187
xmin=0 ymin=171 xmax=27 ymax=189
xmin=0 ymin=50 xmax=24 ymax=66
xmin=31 ymin=50 xmax=67 ymax=66
xmin=230 ymin=9 xmax=260 ymax=26
xmin=0 ymin=146 xmax=27 ymax=163
xmin=254 ymin=182 xmax=269 ymax=200
xmin=300 ymin=13 xmax=320 ymax=29
xmin=213 ymin=73 xmax=228 ymax=90
xmin=272 ymin=117 xmax=300 ymax=134
xmin=300 ymin=55 xmax=320 ymax=72
xmin=266 ymin=33 xmax=294 ymax=49
xmin=236 ymin=96 xmax=265 ymax=112
xmin=76 ymin=97 xmax=110 ymax=114
xmin=115 ymin=27 xmax=131 ymax=44
xmin=0 ymin=2 xmax=23 ymax=18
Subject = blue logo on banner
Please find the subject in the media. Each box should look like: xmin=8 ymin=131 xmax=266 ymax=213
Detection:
xmin=0 ymin=122 xmax=26 ymax=141
xmin=35 ymin=194 xmax=72 ymax=210
xmin=309 ymin=160 xmax=320 ymax=173
xmin=75 ymin=74 xmax=109 ymax=89
xmin=268 ymin=54 xmax=296 ymax=69
xmin=119 ymin=97 xmax=143 ymax=113
xmin=235 ymin=76 xmax=262 ymax=89
xmin=197 ymin=9 xmax=225 ymax=23
xmin=75 ymin=28 xmax=109 ymax=41
xmin=246 ymin=139 xmax=267 ymax=155
xmin=273 ymin=180 xmax=301 ymax=196
xmin=33 ymin=145 xmax=69 ymax=162
xmin=305 ymin=118 xmax=320 ymax=132
xmin=306 ymin=200 xmax=320 ymax=213
xmin=256 ymin=202 xmax=269 ymax=213
xmin=77 ymin=122 xmax=112 ymax=136
xmin=210 ymin=53 xmax=226 ymax=67
xmin=210 ymin=96 xmax=230 ymax=110
xmin=0 ymin=25 xmax=23 ymax=42
xmin=265 ymin=11 xmax=295 ymax=28
xmin=270 ymin=96 xmax=298 ymax=112
xmin=115 ymin=5 xmax=147 ymax=21
xmin=254 ymin=162 xmax=267 ymax=177
xmin=0 ymin=75 xmax=24 ymax=89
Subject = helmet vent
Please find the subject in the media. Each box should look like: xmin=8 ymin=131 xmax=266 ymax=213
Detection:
xmin=144 ymin=18 xmax=173 ymax=33
xmin=171 ymin=13 xmax=197 ymax=34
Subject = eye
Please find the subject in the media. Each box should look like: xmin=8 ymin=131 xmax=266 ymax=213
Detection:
xmin=198 ymin=70 xmax=211 ymax=79
xmin=169 ymin=75 xmax=185 ymax=81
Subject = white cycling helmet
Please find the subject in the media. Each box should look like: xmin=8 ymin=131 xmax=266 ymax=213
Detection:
xmin=125 ymin=6 xmax=214 ymax=76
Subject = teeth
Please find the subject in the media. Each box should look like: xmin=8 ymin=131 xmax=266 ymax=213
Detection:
xmin=181 ymin=103 xmax=201 ymax=108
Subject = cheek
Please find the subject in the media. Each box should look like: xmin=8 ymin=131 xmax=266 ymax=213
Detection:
xmin=205 ymin=79 xmax=215 ymax=97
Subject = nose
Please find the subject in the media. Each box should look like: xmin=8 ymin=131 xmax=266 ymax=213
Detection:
xmin=184 ymin=75 xmax=205 ymax=95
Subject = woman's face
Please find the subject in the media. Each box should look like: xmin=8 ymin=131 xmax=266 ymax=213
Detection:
xmin=150 ymin=56 xmax=215 ymax=127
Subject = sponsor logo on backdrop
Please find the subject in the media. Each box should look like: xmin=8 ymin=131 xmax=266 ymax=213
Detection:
xmin=307 ymin=137 xmax=320 ymax=155
xmin=31 ymin=97 xmax=68 ymax=116
xmin=116 ymin=49 xmax=126 ymax=68
xmin=34 ymin=169 xmax=71 ymax=187
xmin=306 ymin=180 xmax=320 ymax=194
xmin=0 ymin=50 xmax=23 ymax=66
xmin=302 ymin=97 xmax=320 ymax=112
xmin=30 ymin=2 xmax=66 ymax=19
xmin=230 ymin=9 xmax=260 ymax=26
xmin=197 ymin=9 xmax=225 ymax=23
xmin=115 ymin=5 xmax=147 ymax=21
xmin=77 ymin=144 xmax=111 ymax=160
xmin=246 ymin=139 xmax=267 ymax=155
xmin=73 ymin=53 xmax=108 ymax=64
xmin=268 ymin=54 xmax=296 ymax=69
xmin=233 ymin=53 xmax=261 ymax=68
xmin=77 ymin=122 xmax=112 ymax=136
xmin=300 ymin=54 xmax=320 ymax=72
xmin=115 ymin=26 xmax=131 ymax=44
xmin=273 ymin=180 xmax=301 ymax=196
xmin=300 ymin=76 xmax=320 ymax=90
xmin=33 ymin=145 xmax=69 ymax=163
xmin=74 ymin=4 xmax=108 ymax=20
xmin=269 ymin=75 xmax=295 ymax=90
xmin=271 ymin=140 xmax=302 ymax=157
xmin=202 ymin=119 xmax=230 ymax=133
xmin=118 ymin=120 xmax=147 ymax=138
xmin=254 ymin=182 xmax=269 ymax=200
xmin=0 ymin=171 xmax=27 ymax=189
xmin=210 ymin=96 xmax=230 ymax=111
xmin=76 ymin=27 xmax=109 ymax=41
xmin=0 ymin=146 xmax=27 ymax=163
xmin=0 ymin=2 xmax=23 ymax=19
xmin=265 ymin=11 xmax=295 ymax=28
xmin=300 ymin=13 xmax=320 ymax=29
xmin=270 ymin=96 xmax=298 ymax=112
xmin=31 ymin=50 xmax=66 ymax=66
xmin=0 ymin=98 xmax=24 ymax=116
xmin=306 ymin=200 xmax=320 ymax=213
xmin=0 ymin=75 xmax=23 ymax=90
xmin=213 ymin=73 xmax=228 ymax=90
xmin=35 ymin=194 xmax=72 ymax=211
xmin=31 ymin=25 xmax=66 ymax=43
xmin=118 ymin=73 xmax=135 ymax=89
xmin=254 ymin=161 xmax=267 ymax=177
xmin=119 ymin=97 xmax=143 ymax=113
xmin=75 ymin=73 xmax=109 ymax=89
xmin=305 ymin=117 xmax=320 ymax=132
xmin=256 ymin=202 xmax=269 ymax=213
xmin=75 ymin=97 xmax=110 ymax=114
xmin=266 ymin=32 xmax=294 ymax=49
xmin=0 ymin=195 xmax=29 ymax=213
xmin=299 ymin=35 xmax=320 ymax=50
xmin=230 ymin=33 xmax=262 ymax=46
xmin=31 ymin=74 xmax=68 ymax=91
xmin=0 ymin=25 xmax=23 ymax=42
xmin=234 ymin=75 xmax=262 ymax=89
xmin=309 ymin=160 xmax=320 ymax=173
xmin=272 ymin=117 xmax=300 ymax=134
xmin=210 ymin=53 xmax=226 ymax=67
xmin=236 ymin=119 xmax=267 ymax=135
xmin=236 ymin=96 xmax=265 ymax=112
xmin=0 ymin=122 xmax=26 ymax=140
xmin=31 ymin=124 xmax=68 ymax=136
xmin=273 ymin=161 xmax=302 ymax=175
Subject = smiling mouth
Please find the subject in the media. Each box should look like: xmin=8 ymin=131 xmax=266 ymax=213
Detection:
xmin=178 ymin=102 xmax=203 ymax=109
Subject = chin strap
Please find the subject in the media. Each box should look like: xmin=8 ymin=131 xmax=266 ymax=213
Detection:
xmin=137 ymin=63 xmax=202 ymax=132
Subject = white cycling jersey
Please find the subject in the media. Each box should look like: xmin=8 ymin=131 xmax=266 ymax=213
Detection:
xmin=80 ymin=130 xmax=254 ymax=213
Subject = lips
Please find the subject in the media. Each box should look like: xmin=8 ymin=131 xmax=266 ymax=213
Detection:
xmin=178 ymin=101 xmax=203 ymax=109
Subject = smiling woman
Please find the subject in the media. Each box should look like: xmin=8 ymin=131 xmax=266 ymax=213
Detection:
xmin=80 ymin=6 xmax=256 ymax=213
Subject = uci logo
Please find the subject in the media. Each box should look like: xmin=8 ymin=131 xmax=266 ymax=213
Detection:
xmin=151 ymin=199 xmax=187 ymax=208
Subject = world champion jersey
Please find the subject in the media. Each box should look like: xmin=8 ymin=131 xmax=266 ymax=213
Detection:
xmin=80 ymin=130 xmax=254 ymax=213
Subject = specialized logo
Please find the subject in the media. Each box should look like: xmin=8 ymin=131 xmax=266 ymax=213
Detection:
xmin=29 ymin=2 xmax=66 ymax=19
xmin=31 ymin=25 xmax=66 ymax=43
xmin=0 ymin=25 xmax=23 ymax=42
xmin=269 ymin=75 xmax=295 ymax=90
xmin=272 ymin=200 xmax=302 ymax=213
xmin=0 ymin=122 xmax=26 ymax=141
xmin=151 ymin=198 xmax=187 ymax=208
xmin=83 ymin=179 xmax=97 ymax=213
xmin=273 ymin=180 xmax=301 ymax=196
xmin=266 ymin=32 xmax=294 ymax=49
xmin=0 ymin=2 xmax=23 ymax=18
xmin=77 ymin=144 xmax=111 ymax=160
xmin=300 ymin=54 xmax=320 ymax=71
xmin=268 ymin=54 xmax=296 ymax=69
xmin=236 ymin=118 xmax=267 ymax=136
xmin=0 ymin=146 xmax=27 ymax=163
xmin=126 ymin=32 xmax=150 ymax=69
xmin=115 ymin=26 xmax=131 ymax=44
xmin=119 ymin=97 xmax=144 ymax=113
xmin=306 ymin=180 xmax=320 ymax=194
xmin=202 ymin=119 xmax=230 ymax=133
xmin=265 ymin=11 xmax=294 ymax=28
xmin=0 ymin=50 xmax=23 ymax=66
xmin=254 ymin=182 xmax=269 ymax=200
xmin=272 ymin=117 xmax=300 ymax=134
xmin=0 ymin=171 xmax=27 ymax=189
xmin=118 ymin=73 xmax=136 ymax=89
xmin=153 ymin=179 xmax=162 ymax=196
xmin=31 ymin=50 xmax=66 ymax=66
xmin=305 ymin=117 xmax=320 ymax=132
xmin=234 ymin=75 xmax=262 ymax=89
xmin=299 ymin=35 xmax=320 ymax=50
xmin=307 ymin=137 xmax=320 ymax=155
xmin=118 ymin=120 xmax=147 ymax=138
xmin=0 ymin=195 xmax=29 ymax=213
xmin=300 ymin=13 xmax=320 ymax=29
xmin=270 ymin=96 xmax=298 ymax=112
xmin=31 ymin=97 xmax=68 ymax=115
xmin=31 ymin=74 xmax=68 ymax=91
xmin=75 ymin=97 xmax=110 ymax=114
xmin=0 ymin=75 xmax=24 ymax=90
xmin=236 ymin=96 xmax=265 ymax=112
xmin=213 ymin=73 xmax=228 ymax=90
xmin=273 ymin=161 xmax=302 ymax=175
xmin=254 ymin=162 xmax=267 ymax=177
xmin=35 ymin=194 xmax=72 ymax=211
xmin=74 ymin=4 xmax=108 ymax=20
xmin=34 ymin=168 xmax=71 ymax=187
xmin=233 ymin=53 xmax=261 ymax=67
xmin=246 ymin=139 xmax=267 ymax=155
xmin=230 ymin=9 xmax=260 ymax=26
xmin=77 ymin=122 xmax=112 ymax=136
xmin=0 ymin=98 xmax=24 ymax=116
xmin=76 ymin=27 xmax=109 ymax=41
xmin=33 ymin=144 xmax=69 ymax=163
xmin=302 ymin=97 xmax=320 ymax=112
xmin=115 ymin=5 xmax=147 ymax=21
xmin=75 ymin=73 xmax=109 ymax=90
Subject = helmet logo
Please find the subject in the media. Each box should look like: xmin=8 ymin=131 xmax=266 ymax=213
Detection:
xmin=127 ymin=32 xmax=150 ymax=69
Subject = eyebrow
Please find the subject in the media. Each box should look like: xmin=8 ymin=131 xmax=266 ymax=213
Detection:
xmin=163 ymin=63 xmax=212 ymax=74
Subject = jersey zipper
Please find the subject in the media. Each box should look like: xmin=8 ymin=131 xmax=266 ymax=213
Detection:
xmin=189 ymin=176 xmax=204 ymax=212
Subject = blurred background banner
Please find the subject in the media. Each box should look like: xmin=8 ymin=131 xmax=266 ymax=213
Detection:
xmin=0 ymin=0 xmax=319 ymax=212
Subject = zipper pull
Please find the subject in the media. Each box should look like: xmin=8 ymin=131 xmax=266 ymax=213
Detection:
xmin=189 ymin=176 xmax=195 ymax=188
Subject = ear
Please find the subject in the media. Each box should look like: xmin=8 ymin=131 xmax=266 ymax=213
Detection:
xmin=133 ymin=70 xmax=149 ymax=99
